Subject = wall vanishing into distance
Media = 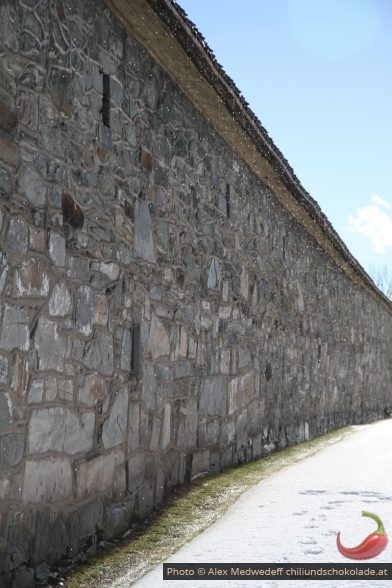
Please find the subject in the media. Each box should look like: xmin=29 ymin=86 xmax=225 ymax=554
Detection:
xmin=0 ymin=0 xmax=391 ymax=585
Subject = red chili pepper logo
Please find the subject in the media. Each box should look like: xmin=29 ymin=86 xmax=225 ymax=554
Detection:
xmin=337 ymin=511 xmax=388 ymax=560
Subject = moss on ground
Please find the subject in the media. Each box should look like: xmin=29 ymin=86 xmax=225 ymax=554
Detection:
xmin=64 ymin=427 xmax=352 ymax=587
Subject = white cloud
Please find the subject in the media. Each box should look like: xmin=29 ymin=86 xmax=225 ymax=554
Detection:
xmin=371 ymin=194 xmax=390 ymax=209
xmin=347 ymin=196 xmax=392 ymax=254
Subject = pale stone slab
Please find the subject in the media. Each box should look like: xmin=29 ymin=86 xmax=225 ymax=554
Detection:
xmin=23 ymin=458 xmax=72 ymax=503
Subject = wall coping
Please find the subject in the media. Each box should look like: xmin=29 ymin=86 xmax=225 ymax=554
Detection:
xmin=104 ymin=0 xmax=392 ymax=315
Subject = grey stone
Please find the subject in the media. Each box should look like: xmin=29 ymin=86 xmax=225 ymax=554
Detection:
xmin=0 ymin=304 xmax=29 ymax=352
xmin=34 ymin=317 xmax=66 ymax=372
xmin=207 ymin=257 xmax=221 ymax=290
xmin=128 ymin=401 xmax=140 ymax=451
xmin=75 ymin=285 xmax=94 ymax=336
xmin=133 ymin=200 xmax=156 ymax=262
xmin=15 ymin=258 xmax=50 ymax=297
xmin=94 ymin=261 xmax=120 ymax=280
xmin=23 ymin=458 xmax=73 ymax=503
xmin=0 ymin=253 xmax=8 ymax=293
xmin=120 ymin=328 xmax=131 ymax=372
xmin=49 ymin=282 xmax=72 ymax=317
xmin=27 ymin=379 xmax=44 ymax=404
xmin=67 ymin=256 xmax=90 ymax=280
xmin=0 ymin=354 xmax=8 ymax=384
xmin=175 ymin=360 xmax=193 ymax=379
xmin=228 ymin=372 xmax=255 ymax=414
xmin=199 ymin=376 xmax=227 ymax=417
xmin=18 ymin=166 xmax=47 ymax=207
xmin=17 ymin=91 xmax=38 ymax=131
xmin=148 ymin=314 xmax=170 ymax=359
xmin=1 ymin=432 xmax=24 ymax=466
xmin=141 ymin=364 xmax=156 ymax=410
xmin=48 ymin=231 xmax=66 ymax=267
xmin=5 ymin=218 xmax=28 ymax=254
xmin=102 ymin=388 xmax=129 ymax=449
xmin=82 ymin=330 xmax=114 ymax=375
xmin=159 ymin=403 xmax=171 ymax=449
xmin=10 ymin=564 xmax=35 ymax=588
xmin=28 ymin=407 xmax=94 ymax=454
xmin=127 ymin=453 xmax=146 ymax=493
xmin=76 ymin=453 xmax=119 ymax=499
xmin=0 ymin=391 xmax=11 ymax=432
xmin=149 ymin=415 xmax=161 ymax=450
xmin=191 ymin=449 xmax=210 ymax=479
xmin=177 ymin=398 xmax=198 ymax=449
xmin=78 ymin=373 xmax=107 ymax=406
xmin=49 ymin=67 xmax=74 ymax=116
xmin=58 ymin=379 xmax=74 ymax=402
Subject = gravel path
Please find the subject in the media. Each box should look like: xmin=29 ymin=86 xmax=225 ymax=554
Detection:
xmin=114 ymin=419 xmax=392 ymax=587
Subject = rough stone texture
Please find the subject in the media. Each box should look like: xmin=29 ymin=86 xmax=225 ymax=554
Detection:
xmin=34 ymin=318 xmax=66 ymax=372
xmin=133 ymin=200 xmax=156 ymax=263
xmin=102 ymin=388 xmax=129 ymax=449
xmin=0 ymin=304 xmax=29 ymax=352
xmin=48 ymin=282 xmax=72 ymax=317
xmin=28 ymin=407 xmax=94 ymax=454
xmin=0 ymin=0 xmax=391 ymax=585
xmin=22 ymin=458 xmax=72 ymax=503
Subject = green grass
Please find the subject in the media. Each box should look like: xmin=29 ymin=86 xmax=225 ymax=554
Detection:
xmin=65 ymin=426 xmax=352 ymax=587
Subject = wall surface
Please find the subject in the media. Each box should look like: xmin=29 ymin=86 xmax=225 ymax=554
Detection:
xmin=0 ymin=0 xmax=391 ymax=585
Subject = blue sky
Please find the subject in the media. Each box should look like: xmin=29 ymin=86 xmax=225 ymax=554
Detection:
xmin=178 ymin=0 xmax=392 ymax=288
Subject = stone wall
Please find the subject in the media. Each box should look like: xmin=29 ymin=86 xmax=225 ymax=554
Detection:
xmin=0 ymin=0 xmax=391 ymax=585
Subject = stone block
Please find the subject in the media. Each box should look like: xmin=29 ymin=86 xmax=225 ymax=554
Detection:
xmin=93 ymin=294 xmax=108 ymax=326
xmin=102 ymin=388 xmax=129 ymax=449
xmin=49 ymin=67 xmax=74 ymax=116
xmin=15 ymin=258 xmax=50 ymax=297
xmin=17 ymin=91 xmax=38 ymax=131
xmin=29 ymin=227 xmax=46 ymax=252
xmin=10 ymin=354 xmax=29 ymax=398
xmin=103 ymin=498 xmax=135 ymax=537
xmin=190 ymin=449 xmax=210 ymax=479
xmin=76 ymin=452 xmax=124 ymax=499
xmin=127 ymin=452 xmax=146 ymax=493
xmin=48 ymin=282 xmax=72 ymax=316
xmin=0 ymin=304 xmax=29 ymax=352
xmin=133 ymin=200 xmax=156 ymax=262
xmin=159 ymin=403 xmax=171 ymax=449
xmin=0 ymin=432 xmax=24 ymax=467
xmin=177 ymin=398 xmax=198 ymax=449
xmin=75 ymin=285 xmax=94 ymax=336
xmin=149 ymin=415 xmax=161 ymax=450
xmin=82 ymin=330 xmax=114 ymax=375
xmin=5 ymin=218 xmax=28 ymax=254
xmin=34 ymin=317 xmax=66 ymax=372
xmin=28 ymin=407 xmax=94 ymax=454
xmin=228 ymin=372 xmax=255 ymax=414
xmin=78 ymin=373 xmax=107 ymax=406
xmin=27 ymin=379 xmax=44 ymax=404
xmin=18 ymin=166 xmax=47 ymax=207
xmin=48 ymin=231 xmax=66 ymax=267
xmin=148 ymin=314 xmax=170 ymax=359
xmin=141 ymin=364 xmax=156 ymax=410
xmin=207 ymin=257 xmax=221 ymax=290
xmin=199 ymin=376 xmax=227 ymax=417
xmin=0 ymin=354 xmax=8 ymax=384
xmin=67 ymin=256 xmax=89 ymax=280
xmin=0 ymin=392 xmax=11 ymax=432
xmin=128 ymin=401 xmax=140 ymax=451
xmin=23 ymin=458 xmax=72 ymax=503
xmin=120 ymin=328 xmax=132 ymax=372
xmin=0 ymin=253 xmax=8 ymax=293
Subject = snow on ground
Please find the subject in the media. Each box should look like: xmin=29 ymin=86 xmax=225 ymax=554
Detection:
xmin=114 ymin=419 xmax=392 ymax=588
